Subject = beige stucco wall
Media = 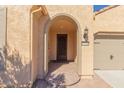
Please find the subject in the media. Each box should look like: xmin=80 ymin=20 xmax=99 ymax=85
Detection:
xmin=37 ymin=15 xmax=49 ymax=79
xmin=94 ymin=6 xmax=124 ymax=33
xmin=0 ymin=5 xmax=49 ymax=87
xmin=0 ymin=5 xmax=48 ymax=87
xmin=0 ymin=5 xmax=94 ymax=87
xmin=31 ymin=6 xmax=49 ymax=81
xmin=0 ymin=5 xmax=32 ymax=87
xmin=32 ymin=12 xmax=39 ymax=81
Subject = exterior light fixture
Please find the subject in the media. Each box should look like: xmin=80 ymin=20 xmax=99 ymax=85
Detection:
xmin=82 ymin=26 xmax=89 ymax=46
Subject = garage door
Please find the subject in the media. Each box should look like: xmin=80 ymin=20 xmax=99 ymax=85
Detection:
xmin=94 ymin=32 xmax=124 ymax=70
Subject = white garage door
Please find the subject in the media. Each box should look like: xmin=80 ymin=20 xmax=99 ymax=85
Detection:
xmin=94 ymin=32 xmax=124 ymax=70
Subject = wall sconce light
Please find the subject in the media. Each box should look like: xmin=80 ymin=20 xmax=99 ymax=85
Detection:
xmin=82 ymin=26 xmax=89 ymax=46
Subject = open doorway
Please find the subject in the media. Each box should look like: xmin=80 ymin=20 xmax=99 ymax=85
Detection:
xmin=57 ymin=34 xmax=67 ymax=61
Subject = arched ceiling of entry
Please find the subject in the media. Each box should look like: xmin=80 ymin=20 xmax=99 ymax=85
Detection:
xmin=50 ymin=15 xmax=78 ymax=32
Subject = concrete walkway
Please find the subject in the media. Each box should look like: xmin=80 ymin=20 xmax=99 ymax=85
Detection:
xmin=33 ymin=62 xmax=111 ymax=88
xmin=95 ymin=70 xmax=124 ymax=88
xmin=68 ymin=73 xmax=111 ymax=88
xmin=46 ymin=62 xmax=80 ymax=87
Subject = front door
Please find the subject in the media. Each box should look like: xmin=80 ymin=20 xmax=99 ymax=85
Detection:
xmin=57 ymin=34 xmax=67 ymax=61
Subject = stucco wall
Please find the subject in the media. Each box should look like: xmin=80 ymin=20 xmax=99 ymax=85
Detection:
xmin=0 ymin=5 xmax=32 ymax=87
xmin=0 ymin=7 xmax=6 ymax=73
xmin=0 ymin=5 xmax=94 ymax=87
xmin=94 ymin=6 xmax=124 ymax=70
xmin=94 ymin=6 xmax=124 ymax=33
xmin=31 ymin=6 xmax=50 ymax=81
xmin=37 ymin=15 xmax=49 ymax=79
xmin=32 ymin=12 xmax=39 ymax=81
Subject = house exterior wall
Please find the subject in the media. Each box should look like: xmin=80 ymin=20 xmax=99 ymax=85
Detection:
xmin=94 ymin=6 xmax=124 ymax=33
xmin=0 ymin=7 xmax=6 ymax=73
xmin=0 ymin=5 xmax=94 ymax=87
xmin=0 ymin=5 xmax=32 ymax=87
xmin=31 ymin=8 xmax=49 ymax=81
xmin=94 ymin=5 xmax=124 ymax=70
xmin=32 ymin=11 xmax=39 ymax=82
xmin=37 ymin=15 xmax=49 ymax=79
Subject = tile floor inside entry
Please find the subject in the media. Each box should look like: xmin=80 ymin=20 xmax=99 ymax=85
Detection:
xmin=32 ymin=62 xmax=111 ymax=88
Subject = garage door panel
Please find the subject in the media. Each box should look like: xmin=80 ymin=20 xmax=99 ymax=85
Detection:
xmin=94 ymin=39 xmax=124 ymax=70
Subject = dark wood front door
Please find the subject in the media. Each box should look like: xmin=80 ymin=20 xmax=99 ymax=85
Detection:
xmin=57 ymin=34 xmax=67 ymax=61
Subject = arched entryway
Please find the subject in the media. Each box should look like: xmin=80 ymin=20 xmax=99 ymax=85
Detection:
xmin=44 ymin=14 xmax=81 ymax=76
xmin=49 ymin=15 xmax=77 ymax=62
xmin=31 ymin=6 xmax=82 ymax=83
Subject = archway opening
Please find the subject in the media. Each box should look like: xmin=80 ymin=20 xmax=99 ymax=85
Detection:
xmin=47 ymin=15 xmax=78 ymax=72
xmin=49 ymin=15 xmax=77 ymax=62
xmin=43 ymin=15 xmax=82 ymax=86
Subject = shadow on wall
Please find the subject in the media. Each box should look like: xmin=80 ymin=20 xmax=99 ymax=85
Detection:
xmin=0 ymin=45 xmax=31 ymax=88
xmin=0 ymin=48 xmax=5 ymax=71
